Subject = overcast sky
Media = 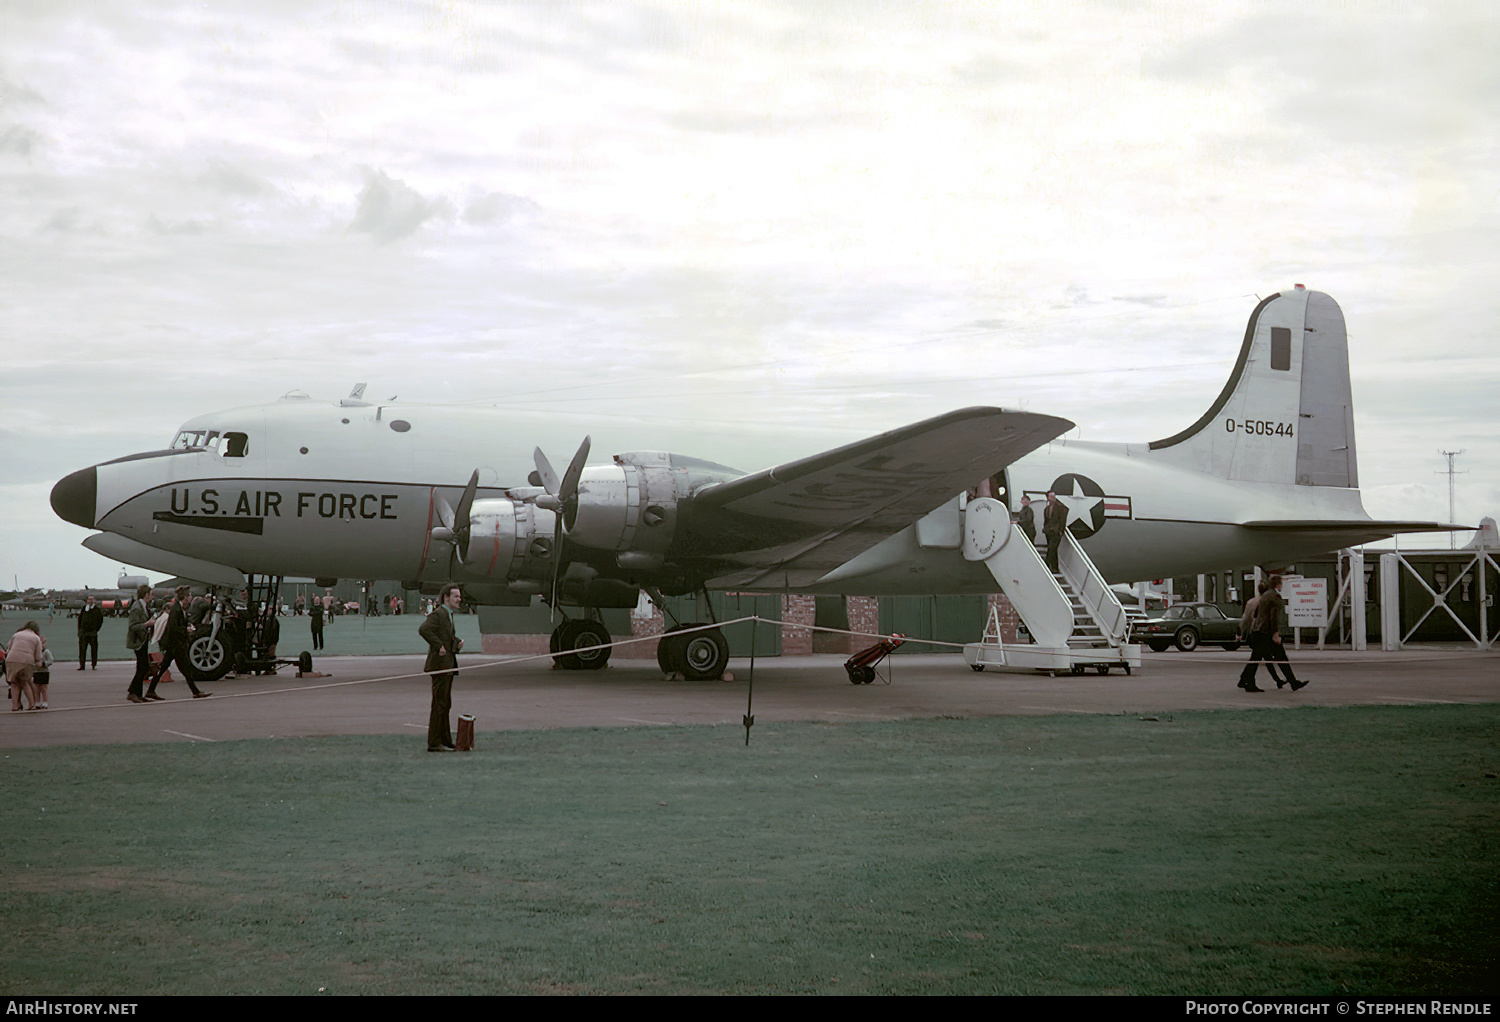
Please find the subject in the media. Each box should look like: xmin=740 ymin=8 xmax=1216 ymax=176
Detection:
xmin=2 ymin=0 xmax=1496 ymax=589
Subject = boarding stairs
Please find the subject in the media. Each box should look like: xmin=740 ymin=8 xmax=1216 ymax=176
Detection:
xmin=958 ymin=497 xmax=1140 ymax=675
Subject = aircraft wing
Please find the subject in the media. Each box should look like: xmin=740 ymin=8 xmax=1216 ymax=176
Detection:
xmin=674 ymin=407 xmax=1073 ymax=588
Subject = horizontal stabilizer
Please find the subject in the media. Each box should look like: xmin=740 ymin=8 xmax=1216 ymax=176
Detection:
xmin=1241 ymin=520 xmax=1471 ymax=541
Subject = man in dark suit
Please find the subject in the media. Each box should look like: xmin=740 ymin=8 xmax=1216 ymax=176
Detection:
xmin=1016 ymin=496 xmax=1037 ymax=545
xmin=310 ymin=599 xmax=325 ymax=650
xmin=418 ymin=583 xmax=464 ymax=752
xmin=1238 ymin=575 xmax=1307 ymax=693
xmin=77 ymin=595 xmax=104 ymax=670
xmin=146 ymin=586 xmax=209 ymax=700
xmin=1042 ymin=490 xmax=1068 ymax=572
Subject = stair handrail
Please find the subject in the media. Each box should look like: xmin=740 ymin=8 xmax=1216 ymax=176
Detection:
xmin=1057 ymin=531 xmax=1130 ymax=645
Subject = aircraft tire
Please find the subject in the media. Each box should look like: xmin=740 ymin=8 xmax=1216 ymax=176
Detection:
xmin=677 ymin=625 xmax=729 ymax=681
xmin=558 ymin=619 xmax=611 ymax=670
xmin=186 ymin=633 xmax=234 ymax=682
xmin=1174 ymin=628 xmax=1200 ymax=652
xmin=656 ymin=626 xmax=688 ymax=676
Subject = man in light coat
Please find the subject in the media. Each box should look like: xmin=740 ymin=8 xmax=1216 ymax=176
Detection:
xmin=125 ymin=586 xmax=153 ymax=703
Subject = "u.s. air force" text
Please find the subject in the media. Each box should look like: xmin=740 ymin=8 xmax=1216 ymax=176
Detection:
xmin=167 ymin=489 xmax=399 ymax=520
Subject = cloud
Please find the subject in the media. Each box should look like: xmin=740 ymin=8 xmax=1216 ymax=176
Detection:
xmin=461 ymin=189 xmax=537 ymax=226
xmin=199 ymin=158 xmax=274 ymax=198
xmin=0 ymin=124 xmax=39 ymax=156
xmin=347 ymin=167 xmax=452 ymax=244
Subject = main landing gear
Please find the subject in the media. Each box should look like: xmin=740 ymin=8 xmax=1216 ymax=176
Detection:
xmin=549 ymin=618 xmax=613 ymax=670
xmin=656 ymin=624 xmax=730 ymax=681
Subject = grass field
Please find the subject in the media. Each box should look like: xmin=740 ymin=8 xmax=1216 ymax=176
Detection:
xmin=1 ymin=704 xmax=1495 ymax=995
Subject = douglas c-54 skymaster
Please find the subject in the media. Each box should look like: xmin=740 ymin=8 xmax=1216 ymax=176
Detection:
xmin=51 ymin=286 xmax=1452 ymax=680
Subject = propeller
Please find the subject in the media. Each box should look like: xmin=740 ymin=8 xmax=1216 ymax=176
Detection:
xmin=433 ymin=470 xmax=481 ymax=564
xmin=533 ymin=435 xmax=591 ymax=530
xmin=533 ymin=436 xmax=591 ymax=618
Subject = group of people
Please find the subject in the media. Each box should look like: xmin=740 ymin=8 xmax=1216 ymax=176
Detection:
xmin=1235 ymin=574 xmax=1307 ymax=693
xmin=1013 ymin=491 xmax=1307 ymax=695
xmin=1013 ymin=492 xmax=1069 ymax=571
xmin=4 ymin=619 xmax=52 ymax=710
xmin=124 ymin=584 xmax=213 ymax=702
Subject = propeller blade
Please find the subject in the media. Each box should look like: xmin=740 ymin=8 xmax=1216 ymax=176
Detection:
xmin=559 ymin=436 xmax=591 ymax=531
xmin=453 ymin=470 xmax=480 ymax=562
xmin=559 ymin=436 xmax=591 ymax=501
xmin=435 ymin=496 xmax=455 ymax=532
xmin=533 ymin=447 xmax=560 ymax=495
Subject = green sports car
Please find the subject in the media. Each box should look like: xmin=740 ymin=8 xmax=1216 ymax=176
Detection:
xmin=1132 ymin=602 xmax=1244 ymax=653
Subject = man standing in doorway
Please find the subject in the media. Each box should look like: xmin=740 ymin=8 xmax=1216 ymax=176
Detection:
xmin=418 ymin=583 xmax=464 ymax=753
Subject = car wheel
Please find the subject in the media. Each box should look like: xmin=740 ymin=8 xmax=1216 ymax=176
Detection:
xmin=1175 ymin=627 xmax=1199 ymax=652
xmin=1147 ymin=642 xmax=1169 ymax=653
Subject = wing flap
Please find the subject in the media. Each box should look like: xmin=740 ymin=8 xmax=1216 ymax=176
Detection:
xmin=677 ymin=407 xmax=1072 ymax=587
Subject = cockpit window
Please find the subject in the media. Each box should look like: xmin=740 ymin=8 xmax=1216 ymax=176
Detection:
xmin=170 ymin=429 xmax=247 ymax=456
xmin=171 ymin=429 xmax=219 ymax=450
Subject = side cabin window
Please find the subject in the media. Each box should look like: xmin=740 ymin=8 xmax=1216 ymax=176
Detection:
xmin=222 ymin=432 xmax=249 ymax=458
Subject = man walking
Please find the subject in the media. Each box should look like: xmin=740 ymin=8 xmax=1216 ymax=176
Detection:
xmin=1237 ymin=582 xmax=1286 ymax=689
xmin=145 ymin=586 xmax=210 ymax=700
xmin=1238 ymin=574 xmax=1306 ymax=693
xmin=125 ymin=585 xmax=153 ymax=703
xmin=77 ymin=595 xmax=103 ymax=670
xmin=418 ymin=583 xmax=464 ymax=752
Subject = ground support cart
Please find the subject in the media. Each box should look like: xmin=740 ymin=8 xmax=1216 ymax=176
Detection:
xmin=962 ymin=639 xmax=1141 ymax=677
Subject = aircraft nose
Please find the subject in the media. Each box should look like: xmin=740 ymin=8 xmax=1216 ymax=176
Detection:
xmin=51 ymin=466 xmax=98 ymax=529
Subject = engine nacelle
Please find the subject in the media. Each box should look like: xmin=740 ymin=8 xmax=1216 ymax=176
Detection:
xmin=566 ymin=452 xmax=684 ymax=560
xmin=461 ymin=498 xmax=557 ymax=582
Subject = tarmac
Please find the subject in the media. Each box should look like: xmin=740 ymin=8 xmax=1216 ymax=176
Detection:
xmin=2 ymin=640 xmax=1496 ymax=749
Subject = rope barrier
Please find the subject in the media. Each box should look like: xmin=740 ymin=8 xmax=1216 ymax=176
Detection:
xmin=8 ymin=614 xmax=1495 ymax=718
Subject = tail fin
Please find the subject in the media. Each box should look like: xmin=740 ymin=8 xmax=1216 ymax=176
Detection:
xmin=1146 ymin=286 xmax=1356 ymax=487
